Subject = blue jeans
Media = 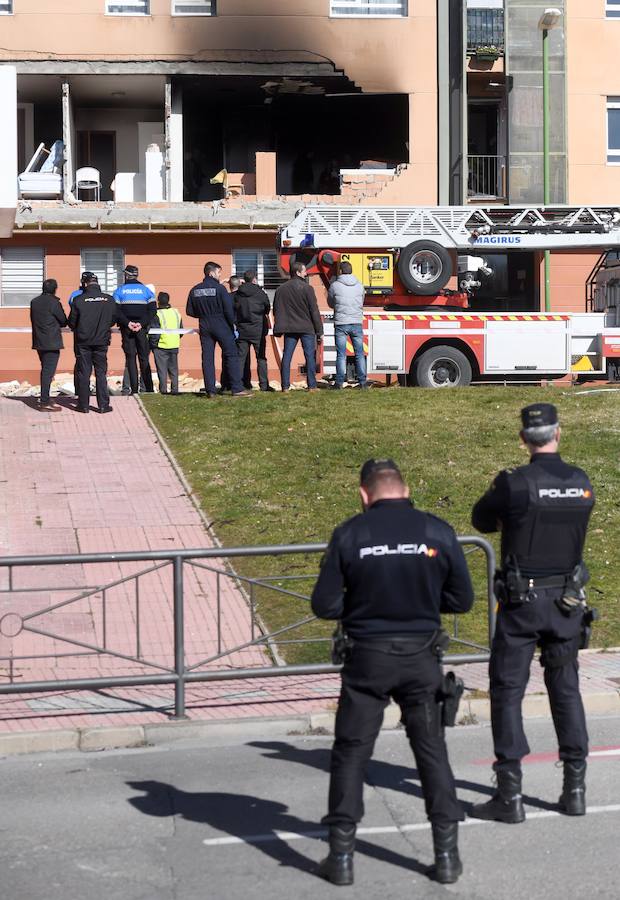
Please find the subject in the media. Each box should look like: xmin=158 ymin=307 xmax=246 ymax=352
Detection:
xmin=335 ymin=323 xmax=366 ymax=387
xmin=281 ymin=333 xmax=317 ymax=390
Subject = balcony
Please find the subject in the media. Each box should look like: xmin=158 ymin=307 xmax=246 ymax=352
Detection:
xmin=467 ymin=154 xmax=506 ymax=202
xmin=467 ymin=8 xmax=505 ymax=58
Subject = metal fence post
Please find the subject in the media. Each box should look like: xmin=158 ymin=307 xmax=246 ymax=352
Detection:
xmin=173 ymin=555 xmax=187 ymax=719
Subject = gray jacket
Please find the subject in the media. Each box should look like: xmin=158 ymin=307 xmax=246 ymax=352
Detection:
xmin=327 ymin=274 xmax=365 ymax=325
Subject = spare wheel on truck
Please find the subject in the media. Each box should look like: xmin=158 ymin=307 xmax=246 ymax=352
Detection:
xmin=397 ymin=241 xmax=453 ymax=295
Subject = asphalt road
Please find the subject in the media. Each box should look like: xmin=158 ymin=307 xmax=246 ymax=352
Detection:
xmin=1 ymin=716 xmax=619 ymax=900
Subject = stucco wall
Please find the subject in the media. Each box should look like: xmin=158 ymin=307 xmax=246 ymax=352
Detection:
xmin=0 ymin=231 xmax=322 ymax=384
xmin=566 ymin=0 xmax=620 ymax=202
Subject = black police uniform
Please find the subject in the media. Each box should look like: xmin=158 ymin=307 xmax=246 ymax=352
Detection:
xmin=186 ymin=275 xmax=244 ymax=395
xmin=311 ymin=494 xmax=474 ymax=832
xmin=68 ymin=284 xmax=118 ymax=412
xmin=471 ymin=406 xmax=594 ymax=774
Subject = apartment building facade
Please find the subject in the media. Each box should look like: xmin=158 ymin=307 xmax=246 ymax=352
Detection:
xmin=0 ymin=1 xmax=618 ymax=381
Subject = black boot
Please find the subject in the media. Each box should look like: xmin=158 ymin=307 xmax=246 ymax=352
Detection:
xmin=470 ymin=767 xmax=525 ymax=824
xmin=317 ymin=824 xmax=355 ymax=886
xmin=431 ymin=823 xmax=462 ymax=884
xmin=559 ymin=760 xmax=586 ymax=816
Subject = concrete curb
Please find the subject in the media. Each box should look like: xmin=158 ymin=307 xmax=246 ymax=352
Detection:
xmin=1 ymin=691 xmax=618 ymax=758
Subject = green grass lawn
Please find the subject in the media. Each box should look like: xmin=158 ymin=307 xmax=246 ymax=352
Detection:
xmin=142 ymin=386 xmax=620 ymax=661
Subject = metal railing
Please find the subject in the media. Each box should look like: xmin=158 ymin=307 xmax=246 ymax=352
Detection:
xmin=467 ymin=8 xmax=505 ymax=53
xmin=467 ymin=155 xmax=507 ymax=200
xmin=0 ymin=537 xmax=495 ymax=718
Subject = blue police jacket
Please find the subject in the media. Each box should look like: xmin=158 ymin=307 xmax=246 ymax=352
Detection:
xmin=113 ymin=280 xmax=156 ymax=327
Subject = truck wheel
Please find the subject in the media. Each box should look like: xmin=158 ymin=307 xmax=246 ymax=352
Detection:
xmin=413 ymin=346 xmax=472 ymax=388
xmin=397 ymin=241 xmax=453 ymax=295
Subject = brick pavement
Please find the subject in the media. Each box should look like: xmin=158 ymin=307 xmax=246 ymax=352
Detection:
xmin=0 ymin=396 xmax=618 ymax=737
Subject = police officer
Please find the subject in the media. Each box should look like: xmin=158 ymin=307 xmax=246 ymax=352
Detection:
xmin=311 ymin=459 xmax=474 ymax=886
xmin=186 ymin=261 xmax=250 ymax=398
xmin=470 ymin=403 xmax=595 ymax=823
xmin=113 ymin=264 xmax=156 ymax=394
xmin=68 ymin=273 xmax=118 ymax=413
xmin=68 ymin=271 xmax=95 ymax=395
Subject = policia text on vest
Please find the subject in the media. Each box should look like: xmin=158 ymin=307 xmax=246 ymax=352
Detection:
xmin=470 ymin=402 xmax=595 ymax=826
xmin=311 ymin=458 xmax=474 ymax=886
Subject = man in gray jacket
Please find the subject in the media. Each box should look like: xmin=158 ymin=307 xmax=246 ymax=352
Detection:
xmin=327 ymin=261 xmax=366 ymax=388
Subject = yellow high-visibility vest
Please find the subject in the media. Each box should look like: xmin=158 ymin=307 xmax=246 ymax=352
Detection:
xmin=155 ymin=307 xmax=182 ymax=350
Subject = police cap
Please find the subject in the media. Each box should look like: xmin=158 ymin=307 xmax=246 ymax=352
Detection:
xmin=360 ymin=458 xmax=402 ymax=486
xmin=520 ymin=402 xmax=559 ymax=429
xmin=124 ymin=264 xmax=139 ymax=277
xmin=81 ymin=271 xmax=97 ymax=284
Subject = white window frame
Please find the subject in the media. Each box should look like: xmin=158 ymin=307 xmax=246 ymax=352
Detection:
xmin=0 ymin=1 xmax=13 ymax=15
xmin=330 ymin=0 xmax=407 ymax=18
xmin=606 ymin=1 xmax=620 ymax=19
xmin=0 ymin=247 xmax=45 ymax=308
xmin=105 ymin=1 xmax=150 ymax=16
xmin=79 ymin=248 xmax=125 ymax=294
xmin=171 ymin=0 xmax=215 ymax=15
xmin=232 ymin=249 xmax=285 ymax=293
xmin=607 ymin=98 xmax=620 ymax=165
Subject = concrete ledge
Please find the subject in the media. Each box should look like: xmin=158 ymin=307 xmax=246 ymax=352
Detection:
xmin=0 ymin=729 xmax=79 ymax=756
xmin=144 ymin=715 xmax=311 ymax=746
xmin=0 ymin=691 xmax=618 ymax=757
xmin=79 ymin=725 xmax=146 ymax=752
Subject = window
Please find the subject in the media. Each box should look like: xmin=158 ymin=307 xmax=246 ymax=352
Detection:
xmin=80 ymin=248 xmax=124 ymax=294
xmin=232 ymin=250 xmax=285 ymax=293
xmin=172 ymin=0 xmax=214 ymax=14
xmin=607 ymin=99 xmax=620 ymax=163
xmin=330 ymin=0 xmax=406 ymax=16
xmin=0 ymin=2 xmax=13 ymax=14
xmin=607 ymin=1 xmax=620 ymax=18
xmin=106 ymin=1 xmax=149 ymax=14
xmin=0 ymin=248 xmax=44 ymax=308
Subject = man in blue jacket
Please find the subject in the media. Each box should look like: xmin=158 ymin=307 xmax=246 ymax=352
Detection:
xmin=186 ymin=261 xmax=250 ymax=398
xmin=113 ymin=264 xmax=156 ymax=394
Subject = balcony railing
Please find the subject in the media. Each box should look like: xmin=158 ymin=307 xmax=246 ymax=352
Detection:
xmin=467 ymin=155 xmax=506 ymax=201
xmin=467 ymin=8 xmax=505 ymax=53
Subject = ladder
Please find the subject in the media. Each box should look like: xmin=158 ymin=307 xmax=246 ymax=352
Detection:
xmin=280 ymin=205 xmax=620 ymax=252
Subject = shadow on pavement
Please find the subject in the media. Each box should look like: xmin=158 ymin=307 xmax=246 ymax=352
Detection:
xmin=126 ymin=780 xmax=430 ymax=878
xmin=248 ymin=740 xmax=559 ymax=814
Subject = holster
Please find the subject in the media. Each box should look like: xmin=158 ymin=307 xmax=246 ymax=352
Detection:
xmin=580 ymin=606 xmax=599 ymax=650
xmin=331 ymin=623 xmax=354 ymax=665
xmin=440 ymin=671 xmax=465 ymax=727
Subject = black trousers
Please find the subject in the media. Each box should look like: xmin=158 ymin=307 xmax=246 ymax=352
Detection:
xmin=121 ymin=328 xmax=153 ymax=394
xmin=199 ymin=319 xmax=243 ymax=395
xmin=75 ymin=343 xmax=110 ymax=410
xmin=37 ymin=350 xmax=60 ymax=403
xmin=238 ymin=335 xmax=269 ymax=390
xmin=324 ymin=639 xmax=463 ymax=827
xmin=153 ymin=348 xmax=179 ymax=393
xmin=490 ymin=588 xmax=588 ymax=770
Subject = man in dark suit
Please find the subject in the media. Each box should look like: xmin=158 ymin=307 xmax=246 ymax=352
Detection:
xmin=30 ymin=278 xmax=68 ymax=412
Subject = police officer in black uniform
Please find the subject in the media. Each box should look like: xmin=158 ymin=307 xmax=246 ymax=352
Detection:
xmin=470 ymin=403 xmax=595 ymax=824
xmin=311 ymin=459 xmax=474 ymax=886
xmin=68 ymin=273 xmax=119 ymax=413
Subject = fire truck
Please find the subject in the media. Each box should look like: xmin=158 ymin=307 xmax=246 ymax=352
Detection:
xmin=278 ymin=205 xmax=620 ymax=387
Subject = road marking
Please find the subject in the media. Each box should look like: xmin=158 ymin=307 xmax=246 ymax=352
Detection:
xmin=474 ymin=745 xmax=620 ymax=765
xmin=202 ymin=804 xmax=620 ymax=847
